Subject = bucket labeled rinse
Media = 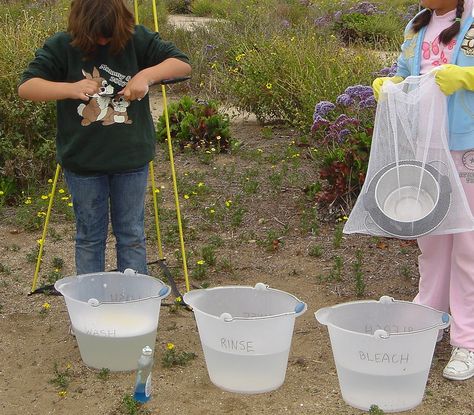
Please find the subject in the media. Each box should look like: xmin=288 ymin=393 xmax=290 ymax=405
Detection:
xmin=315 ymin=296 xmax=450 ymax=413
xmin=183 ymin=283 xmax=306 ymax=394
xmin=55 ymin=269 xmax=170 ymax=371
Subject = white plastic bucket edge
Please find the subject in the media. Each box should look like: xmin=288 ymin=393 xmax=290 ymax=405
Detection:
xmin=184 ymin=282 xmax=307 ymax=322
xmin=315 ymin=295 xmax=450 ymax=339
xmin=54 ymin=268 xmax=171 ymax=307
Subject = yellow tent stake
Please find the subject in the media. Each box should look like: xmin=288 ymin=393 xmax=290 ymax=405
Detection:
xmin=133 ymin=0 xmax=139 ymax=25
xmin=149 ymin=162 xmax=164 ymax=260
xmin=135 ymin=0 xmax=190 ymax=291
xmin=31 ymin=163 xmax=61 ymax=293
xmin=161 ymin=83 xmax=190 ymax=292
xmin=151 ymin=0 xmax=159 ymax=32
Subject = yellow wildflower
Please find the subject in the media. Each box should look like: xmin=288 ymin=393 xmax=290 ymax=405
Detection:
xmin=58 ymin=391 xmax=67 ymax=398
xmin=0 ymin=191 xmax=4 ymax=196
xmin=197 ymin=260 xmax=205 ymax=265
xmin=41 ymin=195 xmax=48 ymax=200
xmin=42 ymin=302 xmax=51 ymax=310
xmin=197 ymin=182 xmax=205 ymax=187
xmin=266 ymin=83 xmax=272 ymax=89
xmin=166 ymin=343 xmax=175 ymax=350
xmin=225 ymin=200 xmax=232 ymax=208
xmin=184 ymin=194 xmax=190 ymax=200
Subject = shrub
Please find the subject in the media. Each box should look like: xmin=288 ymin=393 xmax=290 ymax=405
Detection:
xmin=334 ymin=11 xmax=403 ymax=47
xmin=156 ymin=96 xmax=232 ymax=153
xmin=165 ymin=0 xmax=192 ymax=14
xmin=311 ymin=85 xmax=376 ymax=208
xmin=215 ymin=29 xmax=385 ymax=128
xmin=0 ymin=6 xmax=65 ymax=196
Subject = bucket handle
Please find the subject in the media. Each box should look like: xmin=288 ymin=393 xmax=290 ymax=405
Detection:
xmin=315 ymin=297 xmax=451 ymax=338
xmin=427 ymin=160 xmax=449 ymax=177
xmin=219 ymin=301 xmax=307 ymax=322
xmin=374 ymin=296 xmax=451 ymax=338
xmin=374 ymin=313 xmax=450 ymax=339
xmin=364 ymin=213 xmax=380 ymax=235
xmin=86 ymin=285 xmax=172 ymax=307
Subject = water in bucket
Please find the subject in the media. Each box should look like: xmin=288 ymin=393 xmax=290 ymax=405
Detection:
xmin=315 ymin=296 xmax=450 ymax=412
xmin=183 ymin=283 xmax=306 ymax=394
xmin=54 ymin=269 xmax=170 ymax=371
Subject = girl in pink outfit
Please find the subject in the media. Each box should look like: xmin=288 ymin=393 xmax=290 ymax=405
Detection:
xmin=374 ymin=0 xmax=474 ymax=381
xmin=414 ymin=0 xmax=474 ymax=382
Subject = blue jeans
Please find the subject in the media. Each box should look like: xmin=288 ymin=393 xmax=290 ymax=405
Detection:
xmin=64 ymin=166 xmax=148 ymax=275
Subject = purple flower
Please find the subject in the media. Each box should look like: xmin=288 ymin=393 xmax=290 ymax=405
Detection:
xmin=349 ymin=2 xmax=379 ymax=15
xmin=314 ymin=101 xmax=336 ymax=119
xmin=336 ymin=93 xmax=354 ymax=107
xmin=359 ymin=96 xmax=376 ymax=109
xmin=281 ymin=19 xmax=290 ymax=28
xmin=337 ymin=128 xmax=351 ymax=142
xmin=344 ymin=85 xmax=374 ymax=100
xmin=314 ymin=16 xmax=331 ymax=27
xmin=311 ymin=115 xmax=330 ymax=132
xmin=377 ymin=62 xmax=398 ymax=77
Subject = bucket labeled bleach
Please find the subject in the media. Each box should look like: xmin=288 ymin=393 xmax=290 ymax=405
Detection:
xmin=183 ymin=283 xmax=306 ymax=394
xmin=315 ymin=296 xmax=450 ymax=413
xmin=55 ymin=269 xmax=170 ymax=371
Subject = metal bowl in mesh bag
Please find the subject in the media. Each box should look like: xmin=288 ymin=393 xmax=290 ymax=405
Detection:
xmin=363 ymin=160 xmax=451 ymax=238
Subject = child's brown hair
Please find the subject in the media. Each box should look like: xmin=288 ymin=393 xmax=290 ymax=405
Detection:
xmin=68 ymin=0 xmax=135 ymax=58
xmin=411 ymin=0 xmax=464 ymax=45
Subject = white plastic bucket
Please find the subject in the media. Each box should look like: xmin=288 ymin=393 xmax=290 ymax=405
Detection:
xmin=54 ymin=269 xmax=170 ymax=371
xmin=183 ymin=283 xmax=306 ymax=394
xmin=315 ymin=296 xmax=450 ymax=412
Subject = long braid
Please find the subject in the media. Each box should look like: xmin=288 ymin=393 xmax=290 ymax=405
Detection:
xmin=411 ymin=8 xmax=433 ymax=33
xmin=439 ymin=0 xmax=464 ymax=45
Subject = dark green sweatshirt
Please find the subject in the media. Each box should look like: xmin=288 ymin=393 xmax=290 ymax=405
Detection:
xmin=20 ymin=25 xmax=189 ymax=174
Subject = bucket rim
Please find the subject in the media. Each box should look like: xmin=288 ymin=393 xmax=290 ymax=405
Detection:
xmin=183 ymin=283 xmax=307 ymax=321
xmin=53 ymin=271 xmax=171 ymax=305
xmin=315 ymin=296 xmax=450 ymax=338
xmin=363 ymin=159 xmax=451 ymax=238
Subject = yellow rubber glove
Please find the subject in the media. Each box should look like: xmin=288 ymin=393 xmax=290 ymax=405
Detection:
xmin=435 ymin=64 xmax=474 ymax=95
xmin=372 ymin=76 xmax=404 ymax=101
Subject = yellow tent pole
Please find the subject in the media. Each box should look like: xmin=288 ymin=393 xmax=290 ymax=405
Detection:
xmin=150 ymin=0 xmax=190 ymax=292
xmin=31 ymin=163 xmax=61 ymax=293
xmin=133 ymin=0 xmax=190 ymax=291
xmin=160 ymin=84 xmax=190 ymax=292
xmin=133 ymin=0 xmax=139 ymax=24
xmin=151 ymin=0 xmax=159 ymax=32
xmin=149 ymin=162 xmax=164 ymax=260
xmin=133 ymin=0 xmax=165 ymax=261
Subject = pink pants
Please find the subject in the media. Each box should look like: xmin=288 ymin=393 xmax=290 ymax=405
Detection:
xmin=415 ymin=151 xmax=474 ymax=350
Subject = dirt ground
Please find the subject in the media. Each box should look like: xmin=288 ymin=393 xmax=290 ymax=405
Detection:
xmin=1 ymin=93 xmax=473 ymax=415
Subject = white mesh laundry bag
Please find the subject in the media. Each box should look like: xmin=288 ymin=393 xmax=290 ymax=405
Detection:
xmin=344 ymin=71 xmax=474 ymax=239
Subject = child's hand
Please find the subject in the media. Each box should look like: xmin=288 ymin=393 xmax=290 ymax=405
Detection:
xmin=120 ymin=73 xmax=150 ymax=102
xmin=372 ymin=76 xmax=404 ymax=101
xmin=435 ymin=64 xmax=474 ymax=95
xmin=68 ymin=79 xmax=101 ymax=101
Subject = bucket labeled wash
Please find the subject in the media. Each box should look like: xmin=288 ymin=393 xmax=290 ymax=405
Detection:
xmin=55 ymin=269 xmax=170 ymax=371
xmin=183 ymin=283 xmax=306 ymax=394
xmin=315 ymin=296 xmax=450 ymax=412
